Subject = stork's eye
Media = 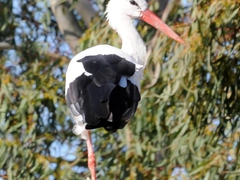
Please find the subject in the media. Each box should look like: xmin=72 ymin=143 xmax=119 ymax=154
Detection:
xmin=129 ymin=0 xmax=138 ymax=6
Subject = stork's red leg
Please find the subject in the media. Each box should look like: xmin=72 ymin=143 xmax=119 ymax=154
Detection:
xmin=86 ymin=130 xmax=96 ymax=180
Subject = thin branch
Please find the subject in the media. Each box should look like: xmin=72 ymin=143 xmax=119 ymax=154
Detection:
xmin=159 ymin=0 xmax=169 ymax=17
xmin=0 ymin=42 xmax=13 ymax=50
xmin=145 ymin=0 xmax=177 ymax=88
xmin=147 ymin=0 xmax=176 ymax=58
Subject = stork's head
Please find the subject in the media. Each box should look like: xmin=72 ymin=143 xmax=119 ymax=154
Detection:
xmin=106 ymin=0 xmax=184 ymax=44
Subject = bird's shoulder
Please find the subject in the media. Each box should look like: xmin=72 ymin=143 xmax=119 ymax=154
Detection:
xmin=71 ymin=45 xmax=134 ymax=63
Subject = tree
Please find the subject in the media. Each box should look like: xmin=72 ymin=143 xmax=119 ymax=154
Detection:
xmin=0 ymin=0 xmax=239 ymax=179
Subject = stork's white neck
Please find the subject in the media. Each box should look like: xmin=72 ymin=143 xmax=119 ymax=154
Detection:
xmin=108 ymin=15 xmax=147 ymax=65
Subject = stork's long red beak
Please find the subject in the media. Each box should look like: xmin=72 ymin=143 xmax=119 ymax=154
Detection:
xmin=141 ymin=10 xmax=185 ymax=44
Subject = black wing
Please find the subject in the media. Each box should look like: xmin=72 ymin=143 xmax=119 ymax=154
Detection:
xmin=66 ymin=54 xmax=141 ymax=132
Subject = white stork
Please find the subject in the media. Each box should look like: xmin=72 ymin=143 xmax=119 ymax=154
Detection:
xmin=65 ymin=0 xmax=184 ymax=179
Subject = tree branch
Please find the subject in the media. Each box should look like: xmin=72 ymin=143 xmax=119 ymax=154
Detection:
xmin=51 ymin=0 xmax=83 ymax=54
xmin=69 ymin=0 xmax=98 ymax=27
xmin=0 ymin=42 xmax=13 ymax=50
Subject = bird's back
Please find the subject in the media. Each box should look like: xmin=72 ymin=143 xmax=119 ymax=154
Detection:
xmin=65 ymin=45 xmax=142 ymax=132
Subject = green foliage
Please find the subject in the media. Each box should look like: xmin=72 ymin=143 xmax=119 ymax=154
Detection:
xmin=0 ymin=0 xmax=239 ymax=179
xmin=0 ymin=44 xmax=85 ymax=179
